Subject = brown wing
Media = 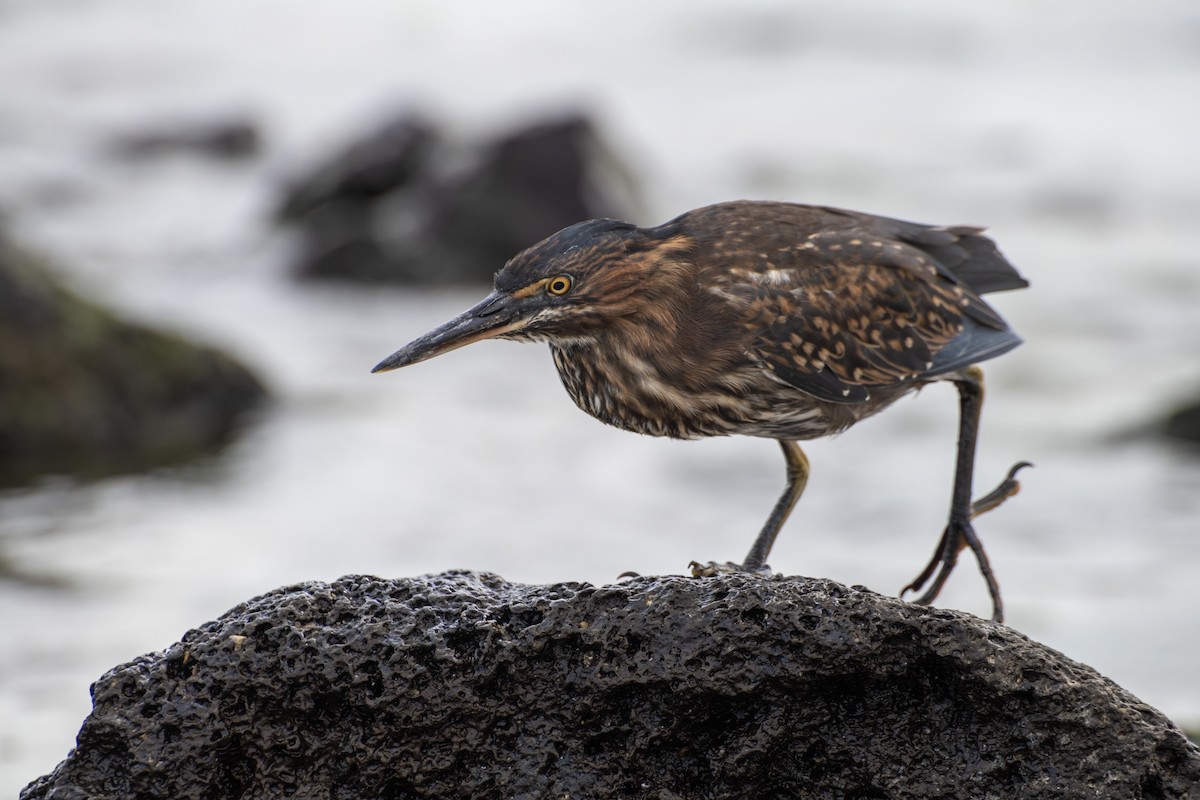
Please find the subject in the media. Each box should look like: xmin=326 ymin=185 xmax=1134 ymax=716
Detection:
xmin=667 ymin=200 xmax=1028 ymax=299
xmin=680 ymin=205 xmax=1021 ymax=404
xmin=740 ymin=259 xmax=970 ymax=403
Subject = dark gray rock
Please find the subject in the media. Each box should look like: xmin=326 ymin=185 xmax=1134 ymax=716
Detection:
xmin=1162 ymin=395 xmax=1200 ymax=447
xmin=428 ymin=114 xmax=621 ymax=270
xmin=276 ymin=113 xmax=436 ymax=220
xmin=0 ymin=234 xmax=268 ymax=488
xmin=278 ymin=111 xmax=636 ymax=284
xmin=21 ymin=571 xmax=1199 ymax=799
xmin=110 ymin=116 xmax=262 ymax=161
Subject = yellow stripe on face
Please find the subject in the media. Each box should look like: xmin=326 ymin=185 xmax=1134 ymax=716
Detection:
xmin=509 ymin=278 xmax=549 ymax=299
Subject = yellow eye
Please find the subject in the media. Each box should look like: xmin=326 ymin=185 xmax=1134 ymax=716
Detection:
xmin=546 ymin=275 xmax=573 ymax=296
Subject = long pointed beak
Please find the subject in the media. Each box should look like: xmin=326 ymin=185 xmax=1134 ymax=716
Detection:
xmin=371 ymin=290 xmax=531 ymax=373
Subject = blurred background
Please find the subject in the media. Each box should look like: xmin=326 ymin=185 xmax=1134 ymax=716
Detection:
xmin=2 ymin=0 xmax=1199 ymax=792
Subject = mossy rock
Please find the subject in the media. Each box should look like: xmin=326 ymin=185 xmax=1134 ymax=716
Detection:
xmin=0 ymin=234 xmax=268 ymax=487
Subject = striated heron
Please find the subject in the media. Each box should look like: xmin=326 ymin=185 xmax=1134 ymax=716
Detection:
xmin=373 ymin=201 xmax=1029 ymax=622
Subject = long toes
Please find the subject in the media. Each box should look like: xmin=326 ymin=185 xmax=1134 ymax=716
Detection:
xmin=907 ymin=557 xmax=958 ymax=606
xmin=970 ymin=460 xmax=1034 ymax=519
xmin=900 ymin=527 xmax=961 ymax=599
xmin=899 ymin=575 xmax=929 ymax=598
xmin=689 ymin=560 xmax=736 ymax=578
xmin=689 ymin=560 xmax=773 ymax=578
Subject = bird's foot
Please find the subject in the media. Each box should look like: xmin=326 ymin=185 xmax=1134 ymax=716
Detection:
xmin=899 ymin=461 xmax=1029 ymax=624
xmin=688 ymin=560 xmax=774 ymax=578
xmin=901 ymin=518 xmax=1004 ymax=623
xmin=900 ymin=522 xmax=963 ymax=606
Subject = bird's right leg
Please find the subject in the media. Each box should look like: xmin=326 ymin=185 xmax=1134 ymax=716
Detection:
xmin=900 ymin=367 xmax=1030 ymax=623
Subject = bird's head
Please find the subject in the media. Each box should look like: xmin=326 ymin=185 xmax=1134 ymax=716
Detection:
xmin=372 ymin=217 xmax=692 ymax=373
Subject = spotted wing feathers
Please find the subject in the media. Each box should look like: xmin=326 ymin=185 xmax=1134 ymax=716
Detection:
xmin=679 ymin=203 xmax=1025 ymax=404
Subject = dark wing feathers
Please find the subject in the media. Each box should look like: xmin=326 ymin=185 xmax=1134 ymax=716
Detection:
xmin=815 ymin=205 xmax=1030 ymax=296
xmin=925 ymin=321 xmax=1023 ymax=376
xmin=684 ymin=201 xmax=1026 ymax=404
xmin=890 ymin=220 xmax=1029 ymax=295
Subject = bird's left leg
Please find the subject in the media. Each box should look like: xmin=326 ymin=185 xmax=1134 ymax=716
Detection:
xmin=900 ymin=366 xmax=1012 ymax=623
xmin=691 ymin=439 xmax=808 ymax=577
xmin=741 ymin=440 xmax=809 ymax=571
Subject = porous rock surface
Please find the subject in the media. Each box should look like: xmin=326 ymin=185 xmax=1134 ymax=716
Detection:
xmin=22 ymin=571 xmax=1200 ymax=799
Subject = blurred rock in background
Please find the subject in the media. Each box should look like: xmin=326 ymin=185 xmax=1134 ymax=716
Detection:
xmin=109 ymin=115 xmax=262 ymax=162
xmin=1162 ymin=395 xmax=1200 ymax=449
xmin=0 ymin=232 xmax=268 ymax=489
xmin=276 ymin=111 xmax=637 ymax=284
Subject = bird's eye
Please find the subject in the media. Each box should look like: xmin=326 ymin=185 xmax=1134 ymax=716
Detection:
xmin=546 ymin=275 xmax=573 ymax=296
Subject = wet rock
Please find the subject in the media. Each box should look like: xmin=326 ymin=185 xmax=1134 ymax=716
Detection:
xmin=0 ymin=234 xmax=268 ymax=488
xmin=278 ymin=111 xmax=635 ymax=284
xmin=21 ymin=571 xmax=1200 ymax=799
xmin=110 ymin=116 xmax=262 ymax=160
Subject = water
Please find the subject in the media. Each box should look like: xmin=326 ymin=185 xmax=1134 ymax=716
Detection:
xmin=2 ymin=0 xmax=1200 ymax=793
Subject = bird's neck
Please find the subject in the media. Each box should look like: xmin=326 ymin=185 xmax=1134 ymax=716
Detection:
xmin=551 ymin=280 xmax=749 ymax=394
